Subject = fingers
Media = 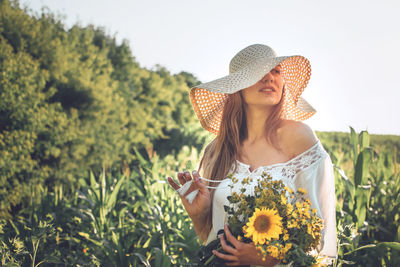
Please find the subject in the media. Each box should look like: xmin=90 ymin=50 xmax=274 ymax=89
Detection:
xmin=212 ymin=249 xmax=238 ymax=263
xmin=223 ymin=224 xmax=241 ymax=249
xmin=219 ymin=232 xmax=237 ymax=255
xmin=167 ymin=178 xmax=193 ymax=206
xmin=167 ymin=171 xmax=192 ymax=191
xmin=167 ymin=177 xmax=180 ymax=191
xmin=177 ymin=172 xmax=186 ymax=185
xmin=178 ymin=171 xmax=191 ymax=185
xmin=225 ymin=262 xmax=240 ymax=266
xmin=192 ymin=170 xmax=208 ymax=194
xmin=183 ymin=171 xmax=192 ymax=182
xmin=212 ymin=225 xmax=241 ymax=264
xmin=168 ymin=170 xmax=207 ymax=205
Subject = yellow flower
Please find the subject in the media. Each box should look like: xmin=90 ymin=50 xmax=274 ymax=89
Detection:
xmin=297 ymin=188 xmax=307 ymax=194
xmin=312 ymin=255 xmax=329 ymax=267
xmin=287 ymin=219 xmax=299 ymax=229
xmin=244 ymin=207 xmax=283 ymax=245
xmin=281 ymin=243 xmax=292 ymax=255
xmin=286 ymin=187 xmax=294 ymax=194
xmin=283 ymin=233 xmax=289 ymax=241
xmin=284 ymin=186 xmax=290 ymax=191
xmin=292 ymin=210 xmax=298 ymax=218
xmin=280 ymin=194 xmax=287 ymax=205
xmin=304 ymin=210 xmax=311 ymax=219
xmin=266 ymin=245 xmax=280 ymax=258
xmin=312 ymin=208 xmax=317 ymax=213
xmin=307 ymin=224 xmax=312 ymax=235
xmin=286 ymin=203 xmax=293 ymax=214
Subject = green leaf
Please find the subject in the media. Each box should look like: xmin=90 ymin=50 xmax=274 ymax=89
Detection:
xmin=77 ymin=232 xmax=103 ymax=246
xmin=133 ymin=147 xmax=149 ymax=166
xmin=90 ymin=171 xmax=97 ymax=189
xmin=143 ymin=236 xmax=152 ymax=248
xmin=397 ymin=225 xmax=400 ymax=242
xmin=345 ymin=242 xmax=400 ymax=255
xmin=101 ymin=168 xmax=106 ymax=204
xmin=43 ymin=255 xmax=61 ymax=264
xmin=350 ymin=126 xmax=358 ymax=166
xmin=111 ymin=231 xmax=119 ymax=246
xmin=354 ymin=148 xmax=372 ymax=187
xmin=133 ymin=253 xmax=151 ymax=267
xmin=359 ymin=130 xmax=370 ymax=149
xmin=153 ymin=247 xmax=171 ymax=267
xmin=377 ymin=242 xmax=400 ymax=251
xmin=105 ymin=174 xmax=126 ymax=212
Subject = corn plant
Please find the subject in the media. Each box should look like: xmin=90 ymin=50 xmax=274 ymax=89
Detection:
xmin=78 ymin=169 xmax=127 ymax=239
xmin=68 ymin=146 xmax=203 ymax=266
xmin=130 ymin=147 xmax=202 ymax=266
xmin=334 ymin=127 xmax=400 ymax=266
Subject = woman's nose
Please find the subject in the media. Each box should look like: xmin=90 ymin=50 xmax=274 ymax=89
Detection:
xmin=262 ymin=72 xmax=274 ymax=83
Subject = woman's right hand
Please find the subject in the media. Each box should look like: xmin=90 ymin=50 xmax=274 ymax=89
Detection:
xmin=167 ymin=170 xmax=212 ymax=220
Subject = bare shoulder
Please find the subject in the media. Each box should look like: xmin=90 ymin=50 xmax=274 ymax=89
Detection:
xmin=277 ymin=120 xmax=318 ymax=157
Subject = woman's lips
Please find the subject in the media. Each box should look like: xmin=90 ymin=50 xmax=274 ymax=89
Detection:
xmin=259 ymin=87 xmax=275 ymax=93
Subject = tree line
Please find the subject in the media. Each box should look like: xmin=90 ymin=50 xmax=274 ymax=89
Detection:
xmin=0 ymin=0 xmax=207 ymax=218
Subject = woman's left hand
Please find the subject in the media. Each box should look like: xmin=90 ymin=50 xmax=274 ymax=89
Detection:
xmin=212 ymin=224 xmax=280 ymax=267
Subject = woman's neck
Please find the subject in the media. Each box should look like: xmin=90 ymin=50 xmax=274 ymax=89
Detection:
xmin=243 ymin=105 xmax=273 ymax=144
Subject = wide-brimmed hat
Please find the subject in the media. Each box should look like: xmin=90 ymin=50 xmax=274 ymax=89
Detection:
xmin=189 ymin=44 xmax=316 ymax=135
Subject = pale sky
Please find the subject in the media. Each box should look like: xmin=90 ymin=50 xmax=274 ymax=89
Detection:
xmin=21 ymin=0 xmax=400 ymax=135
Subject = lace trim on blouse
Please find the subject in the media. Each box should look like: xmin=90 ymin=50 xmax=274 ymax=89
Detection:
xmin=179 ymin=141 xmax=327 ymax=203
xmin=229 ymin=140 xmax=326 ymax=187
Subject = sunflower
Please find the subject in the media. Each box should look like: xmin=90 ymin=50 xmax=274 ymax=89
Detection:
xmin=243 ymin=207 xmax=283 ymax=245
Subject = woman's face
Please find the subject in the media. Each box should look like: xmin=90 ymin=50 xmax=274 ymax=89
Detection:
xmin=241 ymin=65 xmax=284 ymax=108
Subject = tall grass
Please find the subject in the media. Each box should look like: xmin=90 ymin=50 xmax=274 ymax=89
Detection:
xmin=1 ymin=129 xmax=399 ymax=266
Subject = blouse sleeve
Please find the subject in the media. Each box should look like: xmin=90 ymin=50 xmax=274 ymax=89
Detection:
xmin=293 ymin=149 xmax=338 ymax=264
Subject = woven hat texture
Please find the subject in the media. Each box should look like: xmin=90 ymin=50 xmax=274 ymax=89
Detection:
xmin=189 ymin=44 xmax=316 ymax=135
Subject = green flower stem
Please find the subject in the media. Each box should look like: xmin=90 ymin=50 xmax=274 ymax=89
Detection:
xmin=204 ymin=254 xmax=216 ymax=266
xmin=204 ymin=242 xmax=224 ymax=266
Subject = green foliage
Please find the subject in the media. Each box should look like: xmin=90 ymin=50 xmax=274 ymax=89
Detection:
xmin=316 ymin=130 xmax=400 ymax=170
xmin=0 ymin=30 xmax=73 ymax=217
xmin=1 ymin=125 xmax=399 ymax=266
xmin=0 ymin=0 xmax=205 ymax=217
xmin=0 ymin=144 xmax=203 ymax=266
xmin=328 ymin=127 xmax=400 ymax=266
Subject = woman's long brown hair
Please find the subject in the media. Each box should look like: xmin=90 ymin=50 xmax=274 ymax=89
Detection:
xmin=196 ymin=86 xmax=286 ymax=244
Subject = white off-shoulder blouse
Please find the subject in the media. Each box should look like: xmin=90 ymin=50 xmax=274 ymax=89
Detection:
xmin=203 ymin=139 xmax=338 ymax=266
xmin=177 ymin=140 xmax=337 ymax=266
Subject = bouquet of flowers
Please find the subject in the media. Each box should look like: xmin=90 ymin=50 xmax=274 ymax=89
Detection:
xmin=195 ymin=171 xmax=324 ymax=267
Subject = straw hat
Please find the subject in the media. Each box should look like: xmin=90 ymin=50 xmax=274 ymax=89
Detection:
xmin=189 ymin=44 xmax=316 ymax=135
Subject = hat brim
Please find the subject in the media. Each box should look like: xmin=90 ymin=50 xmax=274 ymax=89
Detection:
xmin=190 ymin=55 xmax=316 ymax=135
xmin=192 ymin=56 xmax=289 ymax=94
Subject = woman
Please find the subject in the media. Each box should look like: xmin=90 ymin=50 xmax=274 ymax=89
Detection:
xmin=167 ymin=44 xmax=337 ymax=266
